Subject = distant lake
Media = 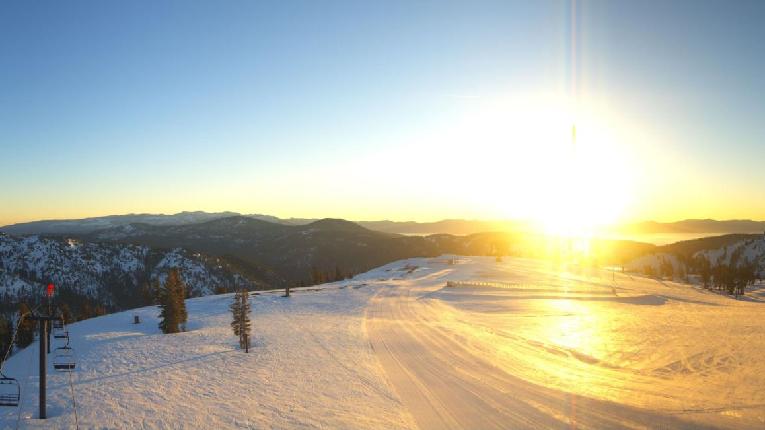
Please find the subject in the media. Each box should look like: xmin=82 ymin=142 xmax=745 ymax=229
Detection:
xmin=597 ymin=232 xmax=731 ymax=245
xmin=399 ymin=231 xmax=755 ymax=246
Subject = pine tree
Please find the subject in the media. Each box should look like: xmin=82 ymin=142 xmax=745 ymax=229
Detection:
xmin=230 ymin=290 xmax=252 ymax=352
xmin=158 ymin=269 xmax=188 ymax=334
xmin=60 ymin=303 xmax=74 ymax=325
xmin=660 ymin=258 xmax=674 ymax=279
xmin=168 ymin=269 xmax=188 ymax=331
xmin=150 ymin=279 xmax=162 ymax=304
xmin=16 ymin=303 xmax=35 ymax=348
xmin=0 ymin=316 xmax=11 ymax=365
xmin=696 ymin=255 xmax=712 ymax=288
xmin=230 ymin=290 xmax=242 ymax=345
xmin=158 ymin=281 xmax=179 ymax=334
xmin=240 ymin=290 xmax=251 ymax=353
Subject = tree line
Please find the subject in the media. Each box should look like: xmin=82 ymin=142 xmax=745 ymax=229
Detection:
xmin=640 ymin=249 xmax=760 ymax=299
xmin=694 ymin=254 xmax=758 ymax=298
xmin=310 ymin=265 xmax=354 ymax=285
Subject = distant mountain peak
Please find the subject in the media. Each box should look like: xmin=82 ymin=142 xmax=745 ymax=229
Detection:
xmin=306 ymin=218 xmax=369 ymax=232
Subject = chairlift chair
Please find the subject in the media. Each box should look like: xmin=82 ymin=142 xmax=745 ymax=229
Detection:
xmin=0 ymin=373 xmax=20 ymax=407
xmin=53 ymin=330 xmax=69 ymax=340
xmin=52 ymin=319 xmax=64 ymax=330
xmin=53 ymin=346 xmax=76 ymax=372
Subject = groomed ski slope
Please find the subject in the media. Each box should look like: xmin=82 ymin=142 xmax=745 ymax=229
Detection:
xmin=368 ymin=258 xmax=765 ymax=429
xmin=3 ymin=256 xmax=765 ymax=429
xmin=0 ymin=277 xmax=415 ymax=430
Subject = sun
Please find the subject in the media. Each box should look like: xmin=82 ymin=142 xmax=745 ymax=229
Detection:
xmin=455 ymin=93 xmax=635 ymax=237
xmin=531 ymin=115 xmax=634 ymax=238
xmin=385 ymin=92 xmax=636 ymax=231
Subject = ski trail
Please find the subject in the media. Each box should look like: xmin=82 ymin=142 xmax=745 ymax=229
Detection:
xmin=366 ymin=269 xmax=730 ymax=429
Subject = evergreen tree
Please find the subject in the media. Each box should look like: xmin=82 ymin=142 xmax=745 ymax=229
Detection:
xmin=0 ymin=316 xmax=11 ymax=365
xmin=230 ymin=290 xmax=242 ymax=344
xmin=643 ymin=265 xmax=655 ymax=278
xmin=660 ymin=258 xmax=674 ymax=279
xmin=150 ymin=279 xmax=162 ymax=304
xmin=230 ymin=290 xmax=252 ymax=352
xmin=169 ymin=270 xmax=188 ymax=331
xmin=158 ymin=269 xmax=188 ymax=334
xmin=240 ymin=290 xmax=251 ymax=352
xmin=696 ymin=255 xmax=712 ymax=288
xmin=158 ymin=281 xmax=179 ymax=334
xmin=60 ymin=303 xmax=74 ymax=325
xmin=311 ymin=266 xmax=325 ymax=285
xmin=16 ymin=303 xmax=35 ymax=348
xmin=80 ymin=302 xmax=94 ymax=321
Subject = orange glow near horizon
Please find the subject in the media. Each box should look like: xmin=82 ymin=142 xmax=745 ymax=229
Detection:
xmin=452 ymin=94 xmax=637 ymax=238
xmin=2 ymin=90 xmax=764 ymax=228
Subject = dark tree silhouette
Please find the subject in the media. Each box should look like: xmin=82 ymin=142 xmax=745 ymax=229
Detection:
xmin=158 ymin=269 xmax=188 ymax=334
xmin=230 ymin=290 xmax=252 ymax=352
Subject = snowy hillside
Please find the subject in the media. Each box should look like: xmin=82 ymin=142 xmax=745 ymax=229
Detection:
xmin=626 ymin=235 xmax=765 ymax=279
xmin=0 ymin=234 xmax=253 ymax=305
xmin=0 ymin=276 xmax=413 ymax=430
xmin=0 ymin=212 xmax=307 ymax=236
xmin=626 ymin=252 xmax=685 ymax=276
xmin=696 ymin=236 xmax=765 ymax=277
xmin=3 ymin=256 xmax=765 ymax=429
xmin=0 ymin=212 xmax=242 ymax=236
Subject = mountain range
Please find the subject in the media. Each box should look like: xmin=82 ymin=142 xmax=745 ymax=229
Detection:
xmin=2 ymin=212 xmax=763 ymax=318
xmin=0 ymin=233 xmax=255 ymax=313
xmin=3 ymin=212 xmax=764 ymax=236
xmin=0 ymin=216 xmax=518 ymax=314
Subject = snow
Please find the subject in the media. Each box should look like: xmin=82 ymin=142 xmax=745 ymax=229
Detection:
xmin=0 ymin=282 xmax=412 ymax=429
xmin=3 ymin=256 xmax=765 ymax=429
xmin=696 ymin=238 xmax=765 ymax=277
xmin=0 ymin=235 xmax=250 ymax=303
xmin=625 ymin=236 xmax=765 ymax=280
xmin=366 ymin=257 xmax=765 ymax=429
xmin=625 ymin=252 xmax=685 ymax=276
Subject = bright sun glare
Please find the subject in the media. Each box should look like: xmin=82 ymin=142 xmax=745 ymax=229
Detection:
xmin=447 ymin=94 xmax=635 ymax=238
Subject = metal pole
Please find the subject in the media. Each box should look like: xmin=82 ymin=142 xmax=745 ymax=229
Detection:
xmin=39 ymin=319 xmax=47 ymax=419
xmin=47 ymin=298 xmax=51 ymax=354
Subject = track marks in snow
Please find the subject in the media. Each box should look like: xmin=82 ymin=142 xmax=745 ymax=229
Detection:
xmin=367 ymin=257 xmax=765 ymax=429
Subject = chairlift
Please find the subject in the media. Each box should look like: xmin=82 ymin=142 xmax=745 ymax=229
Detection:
xmin=53 ymin=346 xmax=76 ymax=372
xmin=52 ymin=318 xmax=64 ymax=330
xmin=53 ymin=330 xmax=69 ymax=340
xmin=0 ymin=373 xmax=20 ymax=407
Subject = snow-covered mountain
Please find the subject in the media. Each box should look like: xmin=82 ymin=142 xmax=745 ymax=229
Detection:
xmin=0 ymin=233 xmax=255 ymax=308
xmin=627 ymin=235 xmax=765 ymax=279
xmin=0 ymin=211 xmax=287 ymax=236
xmin=696 ymin=236 xmax=765 ymax=274
xmin=77 ymin=216 xmax=474 ymax=285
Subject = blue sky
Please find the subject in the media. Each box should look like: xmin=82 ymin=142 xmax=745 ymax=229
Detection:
xmin=2 ymin=0 xmax=764 ymax=225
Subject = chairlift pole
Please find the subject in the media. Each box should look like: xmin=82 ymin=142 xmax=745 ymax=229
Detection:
xmin=46 ymin=297 xmax=51 ymax=354
xmin=39 ymin=316 xmax=47 ymax=419
xmin=46 ymin=284 xmax=54 ymax=355
xmin=29 ymin=314 xmax=58 ymax=419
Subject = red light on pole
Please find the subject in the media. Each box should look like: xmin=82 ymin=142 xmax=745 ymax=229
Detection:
xmin=47 ymin=283 xmax=54 ymax=297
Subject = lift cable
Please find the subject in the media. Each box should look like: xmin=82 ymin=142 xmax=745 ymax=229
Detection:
xmin=14 ymin=330 xmax=38 ymax=430
xmin=0 ymin=303 xmax=42 ymax=373
xmin=67 ymin=368 xmax=80 ymax=430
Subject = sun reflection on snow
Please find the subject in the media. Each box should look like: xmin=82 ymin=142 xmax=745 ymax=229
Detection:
xmin=546 ymin=299 xmax=597 ymax=352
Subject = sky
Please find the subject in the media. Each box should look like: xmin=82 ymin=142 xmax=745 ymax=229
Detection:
xmin=1 ymin=0 xmax=764 ymax=227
